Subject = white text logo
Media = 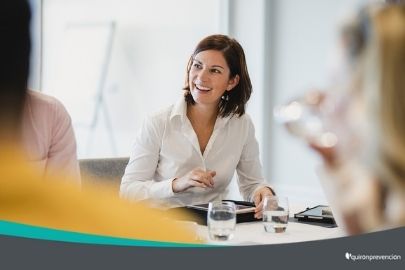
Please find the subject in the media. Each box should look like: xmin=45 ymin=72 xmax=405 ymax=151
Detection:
xmin=345 ymin=252 xmax=401 ymax=262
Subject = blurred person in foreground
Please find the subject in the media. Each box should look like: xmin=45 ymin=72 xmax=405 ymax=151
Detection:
xmin=0 ymin=0 xmax=197 ymax=244
xmin=21 ymin=89 xmax=81 ymax=184
xmin=310 ymin=3 xmax=405 ymax=234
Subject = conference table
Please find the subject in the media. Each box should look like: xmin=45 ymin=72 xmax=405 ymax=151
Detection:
xmin=195 ymin=204 xmax=344 ymax=245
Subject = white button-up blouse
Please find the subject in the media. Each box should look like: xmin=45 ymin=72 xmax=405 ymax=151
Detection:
xmin=120 ymin=98 xmax=270 ymax=207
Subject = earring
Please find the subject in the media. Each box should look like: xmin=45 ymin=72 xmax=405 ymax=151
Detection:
xmin=221 ymin=93 xmax=229 ymax=101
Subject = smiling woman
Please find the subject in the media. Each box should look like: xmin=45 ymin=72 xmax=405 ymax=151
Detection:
xmin=187 ymin=50 xmax=239 ymax=107
xmin=183 ymin=35 xmax=251 ymax=118
xmin=120 ymin=35 xmax=275 ymax=216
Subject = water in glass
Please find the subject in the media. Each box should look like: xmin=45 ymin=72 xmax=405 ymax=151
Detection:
xmin=207 ymin=202 xmax=236 ymax=241
xmin=263 ymin=210 xmax=289 ymax=233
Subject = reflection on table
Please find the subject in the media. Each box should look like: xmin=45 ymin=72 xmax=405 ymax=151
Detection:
xmin=197 ymin=205 xmax=344 ymax=245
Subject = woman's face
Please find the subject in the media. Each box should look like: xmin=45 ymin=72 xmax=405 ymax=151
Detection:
xmin=188 ymin=50 xmax=238 ymax=106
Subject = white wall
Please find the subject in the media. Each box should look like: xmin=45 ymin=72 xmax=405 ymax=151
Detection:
xmin=28 ymin=0 xmax=42 ymax=90
xmin=38 ymin=0 xmax=376 ymax=204
xmin=42 ymin=0 xmax=220 ymax=157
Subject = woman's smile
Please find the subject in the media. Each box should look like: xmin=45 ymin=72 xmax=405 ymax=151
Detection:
xmin=194 ymin=83 xmax=212 ymax=92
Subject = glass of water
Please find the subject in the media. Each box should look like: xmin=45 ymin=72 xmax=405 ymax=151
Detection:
xmin=263 ymin=196 xmax=289 ymax=233
xmin=207 ymin=201 xmax=236 ymax=241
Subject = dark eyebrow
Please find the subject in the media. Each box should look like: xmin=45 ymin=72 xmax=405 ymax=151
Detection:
xmin=193 ymin=59 xmax=225 ymax=70
xmin=211 ymin=65 xmax=225 ymax=70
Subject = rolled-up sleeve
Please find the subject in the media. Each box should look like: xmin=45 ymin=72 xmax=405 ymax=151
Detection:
xmin=120 ymin=115 xmax=174 ymax=201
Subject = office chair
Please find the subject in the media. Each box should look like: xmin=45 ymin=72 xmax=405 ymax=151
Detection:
xmin=79 ymin=157 xmax=129 ymax=191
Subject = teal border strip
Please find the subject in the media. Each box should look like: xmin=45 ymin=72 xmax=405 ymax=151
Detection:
xmin=0 ymin=220 xmax=209 ymax=247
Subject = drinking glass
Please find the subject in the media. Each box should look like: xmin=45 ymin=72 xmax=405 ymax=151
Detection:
xmin=262 ymin=196 xmax=289 ymax=233
xmin=207 ymin=201 xmax=236 ymax=241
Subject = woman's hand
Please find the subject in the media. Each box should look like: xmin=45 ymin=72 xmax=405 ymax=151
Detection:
xmin=253 ymin=187 xmax=275 ymax=219
xmin=172 ymin=168 xmax=216 ymax=193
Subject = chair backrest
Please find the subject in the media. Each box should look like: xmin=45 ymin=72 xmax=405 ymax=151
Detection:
xmin=79 ymin=157 xmax=129 ymax=189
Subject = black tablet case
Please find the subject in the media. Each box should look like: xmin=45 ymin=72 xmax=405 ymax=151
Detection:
xmin=294 ymin=205 xmax=336 ymax=224
xmin=167 ymin=200 xmax=257 ymax=225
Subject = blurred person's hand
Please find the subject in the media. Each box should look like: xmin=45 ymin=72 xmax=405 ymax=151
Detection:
xmin=274 ymin=90 xmax=333 ymax=142
xmin=172 ymin=168 xmax=216 ymax=193
xmin=309 ymin=142 xmax=339 ymax=168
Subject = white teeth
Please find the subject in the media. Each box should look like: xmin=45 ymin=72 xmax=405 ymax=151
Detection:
xmin=195 ymin=84 xmax=211 ymax=91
